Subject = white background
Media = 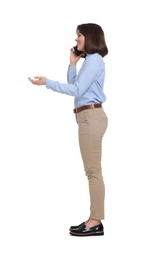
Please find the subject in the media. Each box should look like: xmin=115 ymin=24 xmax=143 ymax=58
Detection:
xmin=0 ymin=0 xmax=156 ymax=259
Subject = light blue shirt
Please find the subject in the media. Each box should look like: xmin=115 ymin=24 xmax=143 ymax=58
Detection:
xmin=46 ymin=53 xmax=106 ymax=108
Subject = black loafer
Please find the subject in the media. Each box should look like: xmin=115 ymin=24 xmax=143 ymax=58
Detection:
xmin=69 ymin=223 xmax=104 ymax=236
xmin=69 ymin=222 xmax=85 ymax=231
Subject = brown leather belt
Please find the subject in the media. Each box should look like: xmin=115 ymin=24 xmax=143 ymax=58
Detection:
xmin=73 ymin=103 xmax=102 ymax=113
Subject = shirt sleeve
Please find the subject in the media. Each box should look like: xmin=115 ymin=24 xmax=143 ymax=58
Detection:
xmin=67 ymin=65 xmax=77 ymax=83
xmin=46 ymin=54 xmax=103 ymax=97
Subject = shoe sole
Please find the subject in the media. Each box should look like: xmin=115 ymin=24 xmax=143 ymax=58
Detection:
xmin=70 ymin=231 xmax=104 ymax=236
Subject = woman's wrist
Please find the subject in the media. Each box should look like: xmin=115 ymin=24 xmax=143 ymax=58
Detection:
xmin=69 ymin=63 xmax=76 ymax=66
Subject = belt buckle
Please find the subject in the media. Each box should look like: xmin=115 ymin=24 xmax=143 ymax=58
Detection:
xmin=74 ymin=107 xmax=78 ymax=113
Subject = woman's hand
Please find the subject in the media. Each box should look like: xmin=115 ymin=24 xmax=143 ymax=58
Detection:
xmin=28 ymin=76 xmax=47 ymax=85
xmin=69 ymin=49 xmax=82 ymax=66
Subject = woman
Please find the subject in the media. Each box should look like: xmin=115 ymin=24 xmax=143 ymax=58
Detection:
xmin=28 ymin=23 xmax=108 ymax=236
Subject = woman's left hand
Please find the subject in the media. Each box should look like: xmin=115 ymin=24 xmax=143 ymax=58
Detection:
xmin=28 ymin=76 xmax=47 ymax=85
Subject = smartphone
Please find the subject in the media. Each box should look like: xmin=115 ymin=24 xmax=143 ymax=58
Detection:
xmin=72 ymin=46 xmax=86 ymax=58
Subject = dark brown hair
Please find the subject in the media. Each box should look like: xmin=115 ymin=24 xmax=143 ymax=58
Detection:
xmin=77 ymin=23 xmax=108 ymax=57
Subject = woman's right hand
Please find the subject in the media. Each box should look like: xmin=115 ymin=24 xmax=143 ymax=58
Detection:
xmin=69 ymin=48 xmax=82 ymax=66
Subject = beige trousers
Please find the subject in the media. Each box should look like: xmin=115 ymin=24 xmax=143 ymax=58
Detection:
xmin=76 ymin=107 xmax=108 ymax=220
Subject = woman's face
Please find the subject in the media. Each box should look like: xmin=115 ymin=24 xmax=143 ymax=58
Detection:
xmin=75 ymin=31 xmax=85 ymax=51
